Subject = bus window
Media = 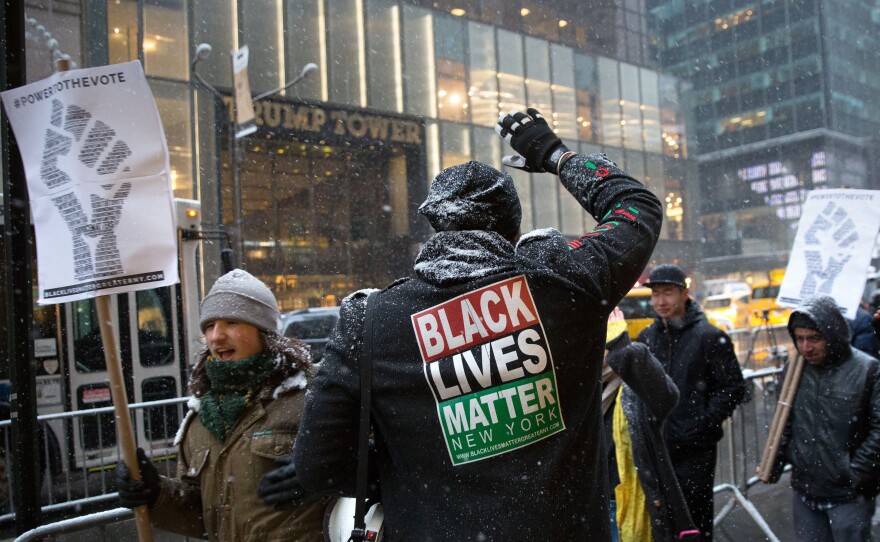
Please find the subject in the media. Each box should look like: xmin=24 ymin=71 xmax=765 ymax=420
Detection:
xmin=136 ymin=289 xmax=174 ymax=367
xmin=142 ymin=376 xmax=180 ymax=441
xmin=77 ymin=383 xmax=115 ymax=450
xmin=71 ymin=300 xmax=107 ymax=373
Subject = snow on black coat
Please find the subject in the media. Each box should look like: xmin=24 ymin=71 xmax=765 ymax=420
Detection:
xmin=604 ymin=336 xmax=697 ymax=542
xmin=637 ymin=299 xmax=746 ymax=447
xmin=293 ymin=154 xmax=662 ymax=542
xmin=769 ymin=296 xmax=880 ymax=501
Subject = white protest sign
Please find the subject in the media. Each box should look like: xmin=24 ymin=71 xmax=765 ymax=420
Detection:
xmin=232 ymin=45 xmax=257 ymax=139
xmin=777 ymin=189 xmax=880 ymax=318
xmin=0 ymin=61 xmax=179 ymax=304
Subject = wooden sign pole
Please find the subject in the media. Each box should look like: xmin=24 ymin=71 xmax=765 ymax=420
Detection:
xmin=758 ymin=354 xmax=805 ymax=483
xmin=95 ymin=296 xmax=153 ymax=541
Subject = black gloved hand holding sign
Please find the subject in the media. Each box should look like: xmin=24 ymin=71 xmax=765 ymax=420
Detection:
xmin=115 ymin=447 xmax=161 ymax=509
xmin=495 ymin=107 xmax=572 ymax=174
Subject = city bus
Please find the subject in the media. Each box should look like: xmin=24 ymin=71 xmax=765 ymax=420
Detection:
xmin=0 ymin=199 xmax=204 ymax=481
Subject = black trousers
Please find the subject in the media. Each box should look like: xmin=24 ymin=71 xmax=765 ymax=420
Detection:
xmin=668 ymin=444 xmax=717 ymax=542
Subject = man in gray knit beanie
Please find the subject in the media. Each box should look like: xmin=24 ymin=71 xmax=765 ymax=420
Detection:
xmin=199 ymin=268 xmax=281 ymax=334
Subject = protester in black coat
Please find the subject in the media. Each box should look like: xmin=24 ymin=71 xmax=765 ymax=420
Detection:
xmin=765 ymin=295 xmax=880 ymax=542
xmin=286 ymin=108 xmax=662 ymax=541
xmin=603 ymin=311 xmax=698 ymax=542
xmin=637 ymin=266 xmax=746 ymax=542
xmin=849 ymin=306 xmax=880 ymax=358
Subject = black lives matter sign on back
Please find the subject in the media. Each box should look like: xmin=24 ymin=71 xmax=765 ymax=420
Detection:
xmin=412 ymin=276 xmax=565 ymax=466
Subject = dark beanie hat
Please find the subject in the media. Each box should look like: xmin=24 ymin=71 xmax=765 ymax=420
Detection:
xmin=199 ymin=269 xmax=280 ymax=333
xmin=418 ymin=161 xmax=521 ymax=240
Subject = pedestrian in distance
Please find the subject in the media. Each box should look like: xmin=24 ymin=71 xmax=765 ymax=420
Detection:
xmin=849 ymin=305 xmax=880 ymax=359
xmin=637 ymin=264 xmax=746 ymax=542
xmin=602 ymin=308 xmax=699 ymax=542
xmin=761 ymin=295 xmax=880 ymax=542
xmin=259 ymin=107 xmax=662 ymax=540
xmin=116 ymin=269 xmax=327 ymax=541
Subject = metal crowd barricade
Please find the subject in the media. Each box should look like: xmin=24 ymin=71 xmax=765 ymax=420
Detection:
xmin=0 ymin=396 xmax=189 ymax=531
xmin=713 ymin=362 xmax=787 ymax=542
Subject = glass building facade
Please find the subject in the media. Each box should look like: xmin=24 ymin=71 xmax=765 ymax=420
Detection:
xmin=12 ymin=0 xmax=696 ymax=309
xmin=648 ymin=0 xmax=880 ymax=278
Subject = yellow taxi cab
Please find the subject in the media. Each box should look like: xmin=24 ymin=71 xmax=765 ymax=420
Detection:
xmin=702 ymin=293 xmax=751 ymax=331
xmin=617 ymin=287 xmax=655 ymax=339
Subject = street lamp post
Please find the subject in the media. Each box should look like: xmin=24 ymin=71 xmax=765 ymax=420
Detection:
xmin=190 ymin=43 xmax=316 ymax=276
xmin=190 ymin=43 xmax=238 ymax=274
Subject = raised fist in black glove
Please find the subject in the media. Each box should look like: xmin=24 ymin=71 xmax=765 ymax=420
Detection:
xmin=495 ymin=107 xmax=571 ymax=174
xmin=258 ymin=454 xmax=309 ymax=508
xmin=115 ymin=447 xmax=160 ymax=509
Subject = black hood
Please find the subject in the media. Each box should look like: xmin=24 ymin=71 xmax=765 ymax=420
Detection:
xmin=787 ymin=295 xmax=852 ymax=365
xmin=418 ymin=161 xmax=521 ymax=240
xmin=414 ymin=230 xmax=517 ymax=287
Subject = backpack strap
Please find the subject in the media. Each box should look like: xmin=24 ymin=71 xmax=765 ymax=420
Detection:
xmin=350 ymin=290 xmax=379 ymax=542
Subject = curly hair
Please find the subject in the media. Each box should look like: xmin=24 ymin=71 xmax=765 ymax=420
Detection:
xmin=188 ymin=330 xmax=313 ymax=398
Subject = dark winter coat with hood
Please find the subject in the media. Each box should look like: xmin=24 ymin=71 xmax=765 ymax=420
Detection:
xmin=150 ymin=336 xmax=327 ymax=541
xmin=293 ymin=154 xmax=662 ymax=541
xmin=637 ymin=299 xmax=746 ymax=448
xmin=604 ymin=334 xmax=697 ymax=541
xmin=849 ymin=306 xmax=880 ymax=358
xmin=768 ymin=296 xmax=880 ymax=502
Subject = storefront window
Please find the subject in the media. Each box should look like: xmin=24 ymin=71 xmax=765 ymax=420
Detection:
xmin=435 ymin=16 xmax=469 ymax=123
xmin=468 ymin=22 xmax=498 ymax=128
xmin=402 ymin=5 xmax=436 ymax=117
xmin=108 ymin=0 xmax=138 ymax=65
xmin=551 ymin=44 xmax=577 ymax=140
xmin=441 ymin=122 xmax=470 ymax=169
xmin=192 ymin=0 xmax=235 ymax=88
xmin=660 ymin=74 xmax=687 ymax=158
xmin=574 ymin=53 xmax=600 ymax=143
xmin=524 ymin=37 xmax=552 ymax=118
xmin=532 ymin=175 xmax=560 ymax=231
xmin=366 ymin=0 xmax=403 ymax=112
xmin=510 ymin=169 xmax=533 ymax=233
xmin=640 ymin=68 xmax=662 ymax=154
xmin=143 ymin=0 xmax=189 ymax=80
xmin=326 ymin=0 xmax=366 ymax=106
xmin=240 ymin=0 xmax=283 ymax=94
xmin=599 ymin=57 xmax=622 ymax=147
xmin=284 ymin=0 xmax=326 ymax=101
xmin=620 ymin=63 xmax=642 ymax=151
xmin=150 ymin=80 xmax=194 ymax=198
xmin=472 ymin=126 xmax=501 ymax=169
xmin=497 ymin=29 xmax=526 ymax=113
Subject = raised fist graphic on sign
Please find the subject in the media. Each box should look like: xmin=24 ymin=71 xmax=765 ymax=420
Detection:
xmin=800 ymin=201 xmax=858 ymax=297
xmin=42 ymin=99 xmax=133 ymax=280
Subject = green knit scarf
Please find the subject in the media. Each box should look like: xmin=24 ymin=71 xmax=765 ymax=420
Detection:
xmin=199 ymin=352 xmax=275 ymax=442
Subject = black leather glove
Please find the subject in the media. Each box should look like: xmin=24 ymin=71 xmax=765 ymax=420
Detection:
xmin=258 ymin=454 xmax=308 ymax=508
xmin=495 ymin=107 xmax=571 ymax=174
xmin=115 ymin=447 xmax=160 ymax=509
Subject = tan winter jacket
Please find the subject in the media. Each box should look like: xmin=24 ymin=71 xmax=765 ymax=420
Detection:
xmin=149 ymin=384 xmax=326 ymax=541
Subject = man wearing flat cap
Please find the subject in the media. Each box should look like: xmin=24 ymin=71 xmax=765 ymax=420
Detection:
xmin=289 ymin=108 xmax=662 ymax=540
xmin=763 ymin=295 xmax=880 ymax=542
xmin=637 ymin=264 xmax=746 ymax=541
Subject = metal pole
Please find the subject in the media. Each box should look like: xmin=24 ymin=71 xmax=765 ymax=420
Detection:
xmin=1 ymin=0 xmax=42 ymax=533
